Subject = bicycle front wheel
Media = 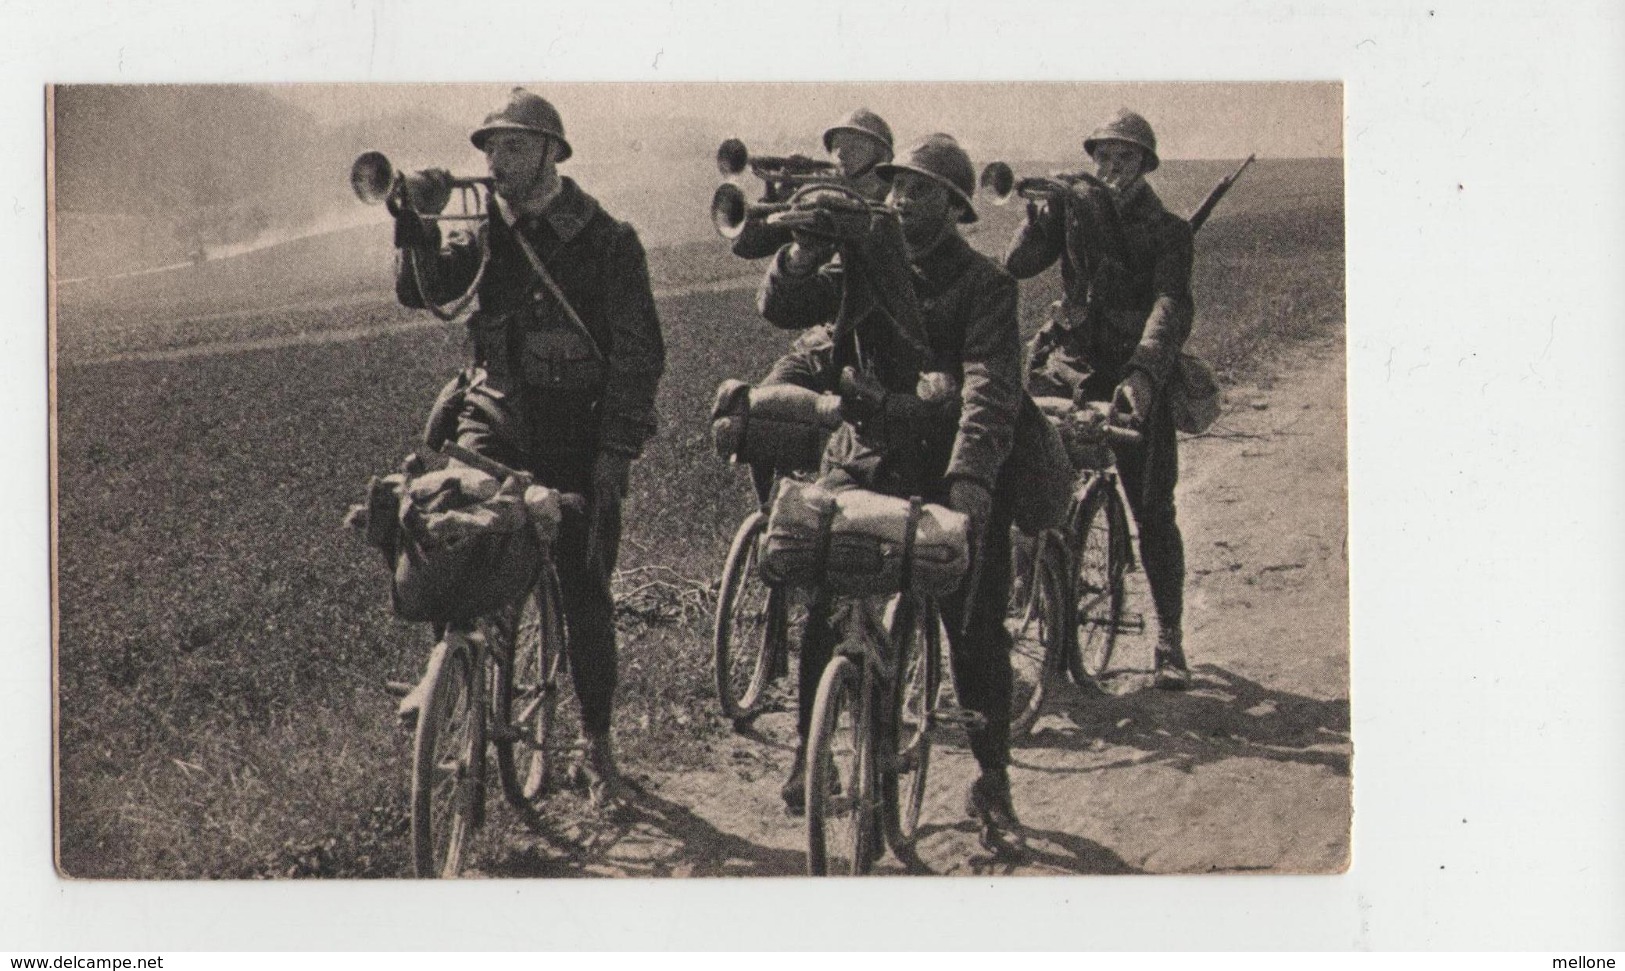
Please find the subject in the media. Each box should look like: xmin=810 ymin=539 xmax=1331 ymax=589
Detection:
xmin=411 ymin=637 xmax=482 ymax=878
xmin=713 ymin=511 xmax=784 ymax=722
xmin=1008 ymin=532 xmax=1069 ymax=737
xmin=806 ymin=655 xmax=878 ymax=876
xmin=1068 ymin=482 xmax=1129 ymax=684
xmin=493 ymin=567 xmax=567 ymax=816
xmin=883 ymin=595 xmax=942 ymax=851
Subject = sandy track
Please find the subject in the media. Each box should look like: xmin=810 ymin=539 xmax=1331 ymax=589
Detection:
xmin=475 ymin=337 xmax=1351 ymax=878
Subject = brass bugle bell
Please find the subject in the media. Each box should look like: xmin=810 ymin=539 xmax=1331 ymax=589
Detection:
xmin=350 ymin=151 xmax=491 ymax=218
xmin=978 ymin=161 xmax=1109 ymax=205
xmin=710 ymin=182 xmax=791 ymax=239
xmin=716 ymin=138 xmax=839 ymax=184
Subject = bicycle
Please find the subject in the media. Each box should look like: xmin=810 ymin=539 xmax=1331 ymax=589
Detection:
xmin=710 ymin=381 xmax=837 ymax=724
xmin=775 ymin=490 xmax=983 ymax=876
xmin=1005 ymin=401 xmax=1144 ymax=735
xmin=378 ymin=443 xmax=585 ymax=878
xmin=713 ymin=462 xmax=798 ymax=724
xmin=1047 ymin=400 xmax=1145 ymax=683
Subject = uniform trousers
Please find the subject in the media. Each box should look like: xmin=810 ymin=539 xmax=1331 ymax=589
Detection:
xmin=455 ymin=390 xmax=621 ymax=737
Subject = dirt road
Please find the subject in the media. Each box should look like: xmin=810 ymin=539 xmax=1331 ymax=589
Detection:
xmin=472 ymin=337 xmax=1350 ymax=878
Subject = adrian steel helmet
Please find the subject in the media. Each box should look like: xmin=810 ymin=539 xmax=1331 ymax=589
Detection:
xmin=821 ymin=108 xmax=895 ymax=161
xmin=875 ymin=133 xmax=978 ymax=224
xmin=1083 ymin=108 xmax=1159 ymax=172
xmin=470 ymin=87 xmax=573 ymax=162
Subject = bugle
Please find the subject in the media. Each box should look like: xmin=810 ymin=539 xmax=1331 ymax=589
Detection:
xmin=710 ymin=182 xmax=887 ymax=242
xmin=977 ymin=161 xmax=1109 ymax=205
xmin=350 ymin=150 xmax=492 ymax=222
xmin=710 ymin=183 xmax=789 ymax=239
xmin=716 ymin=138 xmax=839 ymax=187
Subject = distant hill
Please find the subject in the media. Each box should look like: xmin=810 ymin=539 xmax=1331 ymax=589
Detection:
xmin=55 ymin=86 xmax=314 ymax=216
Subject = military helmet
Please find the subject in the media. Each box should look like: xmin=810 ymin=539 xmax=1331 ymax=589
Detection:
xmin=470 ymin=87 xmax=573 ymax=162
xmin=875 ymin=133 xmax=978 ymax=224
xmin=1083 ymin=108 xmax=1159 ymax=172
xmin=821 ymin=108 xmax=895 ymax=161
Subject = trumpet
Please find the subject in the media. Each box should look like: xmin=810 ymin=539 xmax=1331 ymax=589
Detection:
xmin=350 ymin=150 xmax=492 ymax=222
xmin=710 ymin=182 xmax=888 ymax=241
xmin=715 ymin=138 xmax=839 ymax=188
xmin=977 ymin=161 xmax=1110 ymax=205
xmin=710 ymin=182 xmax=786 ymax=239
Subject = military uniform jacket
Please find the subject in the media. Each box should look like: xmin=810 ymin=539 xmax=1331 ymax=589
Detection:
xmin=398 ymin=177 xmax=666 ymax=458
xmin=1006 ymin=179 xmax=1194 ymax=390
xmin=756 ymin=230 xmax=1024 ymax=494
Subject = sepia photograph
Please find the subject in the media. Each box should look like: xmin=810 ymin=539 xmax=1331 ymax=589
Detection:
xmin=50 ymin=80 xmax=1348 ymax=881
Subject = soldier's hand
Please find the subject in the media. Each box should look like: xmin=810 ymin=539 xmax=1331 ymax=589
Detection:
xmin=836 ymin=366 xmax=886 ymax=424
xmin=948 ymin=479 xmax=993 ymax=538
xmin=784 ymin=232 xmax=836 ymax=276
xmin=1111 ymin=369 xmax=1156 ymax=429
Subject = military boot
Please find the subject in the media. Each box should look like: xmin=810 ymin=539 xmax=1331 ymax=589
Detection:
xmin=965 ymin=767 xmax=1023 ymax=855
xmin=1153 ymin=627 xmax=1191 ymax=691
xmin=574 ymin=731 xmax=621 ymax=807
xmin=780 ymin=742 xmax=807 ymax=818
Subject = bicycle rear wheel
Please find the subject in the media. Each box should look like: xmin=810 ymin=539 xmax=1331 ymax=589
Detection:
xmin=1008 ymin=533 xmax=1070 ymax=737
xmin=806 ymin=655 xmax=878 ymax=876
xmin=411 ymin=637 xmax=482 ymax=878
xmin=493 ymin=567 xmax=567 ymax=815
xmin=713 ymin=511 xmax=784 ymax=722
xmin=883 ymin=595 xmax=941 ymax=852
xmin=1068 ymin=482 xmax=1129 ymax=684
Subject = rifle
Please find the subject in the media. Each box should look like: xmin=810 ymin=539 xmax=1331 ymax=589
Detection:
xmin=1187 ymin=154 xmax=1256 ymax=233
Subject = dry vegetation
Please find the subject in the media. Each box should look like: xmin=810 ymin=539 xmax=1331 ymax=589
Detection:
xmin=53 ymin=158 xmax=1343 ymax=878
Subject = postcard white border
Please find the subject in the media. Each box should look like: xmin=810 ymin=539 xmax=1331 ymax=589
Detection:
xmin=6 ymin=0 xmax=1625 ymax=952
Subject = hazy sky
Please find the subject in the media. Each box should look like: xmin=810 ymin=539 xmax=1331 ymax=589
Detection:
xmin=266 ymin=81 xmax=1341 ymax=165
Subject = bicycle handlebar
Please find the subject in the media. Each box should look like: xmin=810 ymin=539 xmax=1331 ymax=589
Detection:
xmin=437 ymin=441 xmax=588 ymax=516
xmin=1099 ymin=424 xmax=1142 ymax=448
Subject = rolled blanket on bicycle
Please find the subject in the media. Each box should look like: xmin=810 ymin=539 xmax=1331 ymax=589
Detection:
xmin=759 ymin=479 xmax=969 ymax=597
xmin=348 ymin=465 xmax=548 ymax=624
xmin=710 ymin=379 xmax=839 ymax=473
xmin=1034 ymin=395 xmax=1116 ymax=472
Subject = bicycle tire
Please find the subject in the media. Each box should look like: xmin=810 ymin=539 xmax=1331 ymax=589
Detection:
xmin=533 ymin=567 xmax=568 ymax=794
xmin=806 ymin=655 xmax=878 ymax=876
xmin=1008 ymin=535 xmax=1069 ymax=737
xmin=713 ymin=511 xmax=784 ymax=722
xmin=410 ymin=637 xmax=482 ymax=878
xmin=883 ymin=595 xmax=942 ymax=852
xmin=1068 ymin=481 xmax=1129 ymax=684
xmin=492 ymin=569 xmax=565 ymax=814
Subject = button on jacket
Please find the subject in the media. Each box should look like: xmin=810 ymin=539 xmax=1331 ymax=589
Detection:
xmin=1005 ymin=179 xmax=1194 ymax=389
xmin=398 ymin=176 xmax=666 ymax=458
